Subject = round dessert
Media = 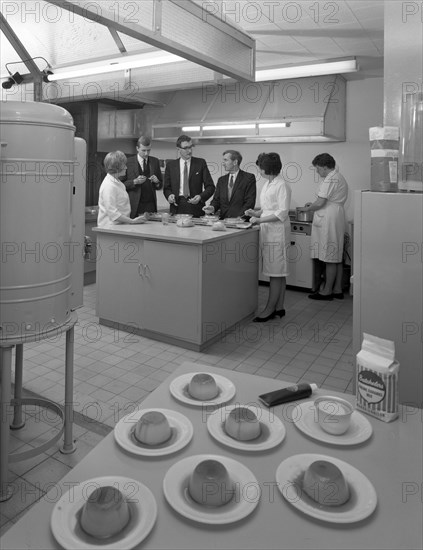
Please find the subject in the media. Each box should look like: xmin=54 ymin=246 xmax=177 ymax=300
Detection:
xmin=302 ymin=460 xmax=350 ymax=507
xmin=134 ymin=411 xmax=172 ymax=445
xmin=188 ymin=373 xmax=219 ymax=400
xmin=80 ymin=486 xmax=130 ymax=538
xmin=188 ymin=459 xmax=235 ymax=507
xmin=224 ymin=406 xmax=261 ymax=441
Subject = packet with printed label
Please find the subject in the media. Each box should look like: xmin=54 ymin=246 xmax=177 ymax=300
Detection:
xmin=356 ymin=333 xmax=399 ymax=422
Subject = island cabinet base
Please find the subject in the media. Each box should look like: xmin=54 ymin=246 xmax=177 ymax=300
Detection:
xmin=95 ymin=228 xmax=259 ymax=350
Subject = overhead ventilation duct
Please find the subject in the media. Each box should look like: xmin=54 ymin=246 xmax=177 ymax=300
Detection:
xmin=152 ymin=75 xmax=346 ymax=143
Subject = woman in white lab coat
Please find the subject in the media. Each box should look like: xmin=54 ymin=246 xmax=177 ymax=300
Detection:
xmin=246 ymin=152 xmax=291 ymax=322
xmin=97 ymin=151 xmax=145 ymax=228
xmin=298 ymin=153 xmax=348 ymax=300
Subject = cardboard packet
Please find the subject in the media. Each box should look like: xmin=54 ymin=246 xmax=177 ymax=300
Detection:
xmin=356 ymin=333 xmax=399 ymax=422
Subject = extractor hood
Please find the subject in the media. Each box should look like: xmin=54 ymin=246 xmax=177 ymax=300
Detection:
xmin=152 ymin=75 xmax=346 ymax=143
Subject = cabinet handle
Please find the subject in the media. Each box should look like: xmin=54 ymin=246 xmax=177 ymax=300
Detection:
xmin=290 ymin=241 xmax=295 ymax=246
xmin=143 ymin=264 xmax=150 ymax=278
xmin=138 ymin=263 xmax=144 ymax=278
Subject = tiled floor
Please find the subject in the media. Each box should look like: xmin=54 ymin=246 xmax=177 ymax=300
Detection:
xmin=1 ymin=283 xmax=353 ymax=535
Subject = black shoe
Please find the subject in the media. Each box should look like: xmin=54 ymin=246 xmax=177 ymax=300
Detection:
xmin=253 ymin=312 xmax=276 ymax=322
xmin=332 ymin=293 xmax=344 ymax=299
xmin=275 ymin=309 xmax=286 ymax=318
xmin=308 ymin=293 xmax=333 ymax=301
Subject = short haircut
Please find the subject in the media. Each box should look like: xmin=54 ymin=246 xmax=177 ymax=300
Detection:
xmin=312 ymin=153 xmax=336 ymax=170
xmin=104 ymin=151 xmax=127 ymax=174
xmin=256 ymin=152 xmax=282 ymax=176
xmin=176 ymin=134 xmax=192 ymax=148
xmin=137 ymin=136 xmax=151 ymax=147
xmin=223 ymin=150 xmax=242 ymax=166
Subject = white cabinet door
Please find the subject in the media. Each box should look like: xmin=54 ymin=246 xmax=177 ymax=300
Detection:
xmin=142 ymin=240 xmax=200 ymax=340
xmin=286 ymin=233 xmax=313 ymax=289
xmin=96 ymin=235 xmax=145 ymax=329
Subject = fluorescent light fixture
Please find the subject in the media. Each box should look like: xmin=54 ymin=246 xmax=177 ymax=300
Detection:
xmin=182 ymin=126 xmax=201 ymax=132
xmin=258 ymin=122 xmax=289 ymax=129
xmin=256 ymin=58 xmax=357 ymax=81
xmin=203 ymin=124 xmax=256 ymax=131
xmin=48 ymin=51 xmax=184 ymax=81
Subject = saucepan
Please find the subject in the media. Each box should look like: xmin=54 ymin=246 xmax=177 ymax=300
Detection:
xmin=296 ymin=205 xmax=314 ymax=223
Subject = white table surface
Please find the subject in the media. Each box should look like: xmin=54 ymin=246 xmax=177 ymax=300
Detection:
xmin=2 ymin=362 xmax=422 ymax=549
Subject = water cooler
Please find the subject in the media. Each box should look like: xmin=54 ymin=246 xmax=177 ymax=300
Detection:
xmin=0 ymin=101 xmax=86 ymax=500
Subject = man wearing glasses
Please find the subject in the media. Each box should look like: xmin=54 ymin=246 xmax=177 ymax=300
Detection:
xmin=163 ymin=134 xmax=215 ymax=217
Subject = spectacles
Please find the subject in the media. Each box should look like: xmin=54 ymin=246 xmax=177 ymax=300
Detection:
xmin=179 ymin=145 xmax=194 ymax=150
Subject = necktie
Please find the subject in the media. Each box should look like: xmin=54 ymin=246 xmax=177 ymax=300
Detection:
xmin=183 ymin=161 xmax=189 ymax=197
xmin=228 ymin=175 xmax=234 ymax=200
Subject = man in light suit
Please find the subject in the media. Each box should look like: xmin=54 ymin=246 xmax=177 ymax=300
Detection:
xmin=163 ymin=134 xmax=215 ymax=217
xmin=122 ymin=135 xmax=163 ymax=217
xmin=204 ymin=150 xmax=256 ymax=219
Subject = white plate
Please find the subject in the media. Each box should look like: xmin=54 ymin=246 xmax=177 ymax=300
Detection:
xmin=51 ymin=476 xmax=157 ymax=549
xmin=114 ymin=408 xmax=193 ymax=456
xmin=276 ymin=453 xmax=377 ymax=523
xmin=169 ymin=372 xmax=236 ymax=407
xmin=292 ymin=401 xmax=373 ymax=446
xmin=163 ymin=454 xmax=260 ymax=524
xmin=207 ymin=405 xmax=286 ymax=451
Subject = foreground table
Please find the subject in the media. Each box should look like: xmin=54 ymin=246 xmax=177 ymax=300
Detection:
xmin=2 ymin=362 xmax=422 ymax=549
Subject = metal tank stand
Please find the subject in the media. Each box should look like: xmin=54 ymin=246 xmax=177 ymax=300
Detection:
xmin=0 ymin=312 xmax=77 ymax=502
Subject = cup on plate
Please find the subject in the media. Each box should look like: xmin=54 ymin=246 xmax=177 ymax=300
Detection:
xmin=314 ymin=396 xmax=354 ymax=435
xmin=162 ymin=213 xmax=169 ymax=225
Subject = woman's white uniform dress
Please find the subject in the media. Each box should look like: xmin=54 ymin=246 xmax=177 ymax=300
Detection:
xmin=259 ymin=174 xmax=292 ymax=277
xmin=311 ymin=168 xmax=348 ymax=263
xmin=97 ymin=173 xmax=131 ymax=228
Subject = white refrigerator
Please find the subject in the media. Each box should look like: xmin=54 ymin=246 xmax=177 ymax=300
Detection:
xmin=353 ymin=190 xmax=423 ymax=406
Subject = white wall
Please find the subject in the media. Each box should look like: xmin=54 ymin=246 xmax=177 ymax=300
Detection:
xmin=153 ymin=77 xmax=384 ymax=220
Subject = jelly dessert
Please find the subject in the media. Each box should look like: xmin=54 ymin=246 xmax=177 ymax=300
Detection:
xmin=224 ymin=406 xmax=261 ymax=441
xmin=134 ymin=411 xmax=171 ymax=445
xmin=188 ymin=373 xmax=219 ymax=400
xmin=80 ymin=486 xmax=130 ymax=538
xmin=302 ymin=460 xmax=350 ymax=506
xmin=188 ymin=459 xmax=235 ymax=507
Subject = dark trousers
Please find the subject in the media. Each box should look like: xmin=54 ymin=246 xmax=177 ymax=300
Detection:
xmin=172 ymin=196 xmax=204 ymax=217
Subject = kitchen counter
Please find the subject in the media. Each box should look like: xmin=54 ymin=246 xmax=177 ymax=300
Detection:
xmin=94 ymin=219 xmax=258 ymax=244
xmin=93 ymin=222 xmax=259 ymax=350
xmin=2 ymin=362 xmax=422 ymax=549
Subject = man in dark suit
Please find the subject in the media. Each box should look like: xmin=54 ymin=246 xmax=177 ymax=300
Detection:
xmin=163 ymin=134 xmax=215 ymax=217
xmin=122 ymin=136 xmax=163 ymax=217
xmin=204 ymin=150 xmax=256 ymax=219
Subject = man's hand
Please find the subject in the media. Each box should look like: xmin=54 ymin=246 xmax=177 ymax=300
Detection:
xmin=202 ymin=205 xmax=215 ymax=214
xmin=188 ymin=195 xmax=201 ymax=205
xmin=134 ymin=175 xmax=147 ymax=185
xmin=168 ymin=194 xmax=178 ymax=205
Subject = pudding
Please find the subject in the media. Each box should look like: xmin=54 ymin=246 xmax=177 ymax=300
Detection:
xmin=188 ymin=459 xmax=235 ymax=507
xmin=302 ymin=460 xmax=350 ymax=506
xmin=188 ymin=373 xmax=219 ymax=400
xmin=80 ymin=486 xmax=130 ymax=538
xmin=225 ymin=406 xmax=261 ymax=441
xmin=134 ymin=411 xmax=171 ymax=445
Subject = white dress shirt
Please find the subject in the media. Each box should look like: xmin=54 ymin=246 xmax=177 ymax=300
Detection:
xmin=97 ymin=173 xmax=131 ymax=227
xmin=179 ymin=158 xmax=191 ymax=196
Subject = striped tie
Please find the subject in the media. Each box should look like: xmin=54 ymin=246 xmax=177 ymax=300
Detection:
xmin=183 ymin=161 xmax=189 ymax=197
xmin=228 ymin=175 xmax=234 ymax=200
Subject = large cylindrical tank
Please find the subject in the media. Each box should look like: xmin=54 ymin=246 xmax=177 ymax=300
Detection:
xmin=0 ymin=101 xmax=76 ymax=340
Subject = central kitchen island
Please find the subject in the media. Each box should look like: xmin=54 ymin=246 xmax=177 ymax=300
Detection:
xmin=94 ymin=222 xmax=259 ymax=350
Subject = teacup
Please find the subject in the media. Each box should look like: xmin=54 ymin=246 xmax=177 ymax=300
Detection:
xmin=314 ymin=396 xmax=354 ymax=435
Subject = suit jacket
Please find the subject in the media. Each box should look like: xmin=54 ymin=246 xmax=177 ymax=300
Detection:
xmin=163 ymin=157 xmax=215 ymax=216
xmin=122 ymin=155 xmax=163 ymax=217
xmin=211 ymin=170 xmax=257 ymax=219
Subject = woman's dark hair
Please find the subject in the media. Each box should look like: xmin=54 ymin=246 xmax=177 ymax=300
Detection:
xmin=312 ymin=153 xmax=336 ymax=170
xmin=256 ymin=152 xmax=282 ymax=176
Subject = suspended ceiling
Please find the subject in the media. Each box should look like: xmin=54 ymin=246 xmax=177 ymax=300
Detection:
xmin=0 ymin=0 xmax=385 ymax=105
